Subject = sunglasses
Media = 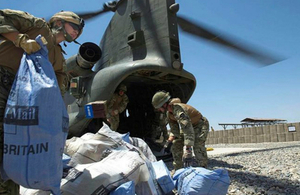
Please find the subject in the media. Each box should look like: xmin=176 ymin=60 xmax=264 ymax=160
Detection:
xmin=69 ymin=22 xmax=83 ymax=31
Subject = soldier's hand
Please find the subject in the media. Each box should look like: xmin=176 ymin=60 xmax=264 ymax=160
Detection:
xmin=13 ymin=34 xmax=45 ymax=54
xmin=182 ymin=146 xmax=197 ymax=167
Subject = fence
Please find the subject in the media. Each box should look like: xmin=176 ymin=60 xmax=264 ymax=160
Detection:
xmin=206 ymin=122 xmax=300 ymax=144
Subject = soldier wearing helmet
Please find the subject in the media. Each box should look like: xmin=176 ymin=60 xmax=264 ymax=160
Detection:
xmin=106 ymin=84 xmax=129 ymax=131
xmin=0 ymin=9 xmax=85 ymax=93
xmin=152 ymin=91 xmax=210 ymax=173
xmin=0 ymin=9 xmax=84 ymax=193
xmin=49 ymin=11 xmax=84 ymax=43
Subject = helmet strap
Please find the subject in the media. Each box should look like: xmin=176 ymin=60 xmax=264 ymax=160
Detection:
xmin=73 ymin=40 xmax=81 ymax=45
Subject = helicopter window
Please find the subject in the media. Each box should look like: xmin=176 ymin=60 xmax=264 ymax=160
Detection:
xmin=128 ymin=34 xmax=134 ymax=42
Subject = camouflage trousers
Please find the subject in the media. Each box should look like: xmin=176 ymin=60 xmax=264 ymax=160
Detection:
xmin=171 ymin=117 xmax=209 ymax=170
xmin=0 ymin=67 xmax=19 ymax=195
xmin=107 ymin=114 xmax=120 ymax=131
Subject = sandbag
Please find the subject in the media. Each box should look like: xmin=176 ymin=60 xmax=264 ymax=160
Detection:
xmin=64 ymin=123 xmax=157 ymax=167
xmin=2 ymin=35 xmax=68 ymax=195
xmin=173 ymin=167 xmax=230 ymax=195
xmin=61 ymin=150 xmax=160 ymax=195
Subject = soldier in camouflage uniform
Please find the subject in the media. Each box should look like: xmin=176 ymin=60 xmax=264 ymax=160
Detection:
xmin=152 ymin=91 xmax=209 ymax=171
xmin=106 ymin=84 xmax=129 ymax=131
xmin=0 ymin=9 xmax=84 ymax=194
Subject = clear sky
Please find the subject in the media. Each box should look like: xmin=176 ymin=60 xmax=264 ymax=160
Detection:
xmin=2 ymin=0 xmax=300 ymax=130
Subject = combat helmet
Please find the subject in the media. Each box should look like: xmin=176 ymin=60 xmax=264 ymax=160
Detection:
xmin=152 ymin=91 xmax=171 ymax=109
xmin=49 ymin=11 xmax=85 ymax=42
xmin=118 ymin=84 xmax=127 ymax=92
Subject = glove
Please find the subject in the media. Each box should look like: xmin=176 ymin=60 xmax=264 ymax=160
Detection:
xmin=162 ymin=140 xmax=173 ymax=154
xmin=182 ymin=146 xmax=197 ymax=167
xmin=13 ymin=34 xmax=45 ymax=54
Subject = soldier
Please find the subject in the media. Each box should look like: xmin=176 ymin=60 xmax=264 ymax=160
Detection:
xmin=152 ymin=91 xmax=210 ymax=171
xmin=0 ymin=9 xmax=84 ymax=194
xmin=106 ymin=84 xmax=129 ymax=131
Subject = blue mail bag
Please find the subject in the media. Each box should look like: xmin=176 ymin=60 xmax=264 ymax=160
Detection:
xmin=173 ymin=167 xmax=230 ymax=195
xmin=109 ymin=181 xmax=136 ymax=195
xmin=2 ymin=35 xmax=69 ymax=195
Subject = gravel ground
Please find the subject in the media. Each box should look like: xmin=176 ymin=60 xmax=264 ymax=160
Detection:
xmin=206 ymin=141 xmax=300 ymax=195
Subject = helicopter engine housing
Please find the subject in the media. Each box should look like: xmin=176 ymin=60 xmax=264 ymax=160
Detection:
xmin=65 ymin=42 xmax=102 ymax=78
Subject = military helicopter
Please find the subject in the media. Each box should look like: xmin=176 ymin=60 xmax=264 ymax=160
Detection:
xmin=64 ymin=0 xmax=283 ymax=144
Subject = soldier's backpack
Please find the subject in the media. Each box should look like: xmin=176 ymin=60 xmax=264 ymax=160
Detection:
xmin=2 ymin=35 xmax=68 ymax=195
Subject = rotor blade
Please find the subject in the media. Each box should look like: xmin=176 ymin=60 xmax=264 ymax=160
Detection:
xmin=77 ymin=1 xmax=123 ymax=21
xmin=45 ymin=9 xmax=108 ymax=22
xmin=77 ymin=9 xmax=109 ymax=20
xmin=177 ymin=15 xmax=284 ymax=66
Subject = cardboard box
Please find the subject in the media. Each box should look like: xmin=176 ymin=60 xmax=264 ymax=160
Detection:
xmin=85 ymin=101 xmax=107 ymax=118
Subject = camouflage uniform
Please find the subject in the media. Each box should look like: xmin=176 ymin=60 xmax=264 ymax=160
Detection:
xmin=167 ymin=98 xmax=209 ymax=170
xmin=151 ymin=111 xmax=169 ymax=144
xmin=106 ymin=93 xmax=129 ymax=131
xmin=0 ymin=67 xmax=19 ymax=195
xmin=0 ymin=9 xmax=69 ymax=194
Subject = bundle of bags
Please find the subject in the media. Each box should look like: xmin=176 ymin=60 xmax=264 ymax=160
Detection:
xmin=20 ymin=123 xmax=174 ymax=195
xmin=20 ymin=123 xmax=230 ymax=195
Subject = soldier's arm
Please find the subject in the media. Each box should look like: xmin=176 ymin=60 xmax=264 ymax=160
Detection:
xmin=106 ymin=94 xmax=117 ymax=117
xmin=107 ymin=94 xmax=116 ymax=109
xmin=118 ymin=94 xmax=129 ymax=113
xmin=0 ymin=9 xmax=36 ymax=38
xmin=0 ymin=9 xmax=44 ymax=55
xmin=173 ymin=104 xmax=195 ymax=146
